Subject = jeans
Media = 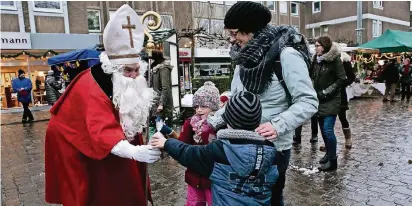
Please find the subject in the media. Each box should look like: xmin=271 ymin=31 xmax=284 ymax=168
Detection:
xmin=401 ymin=83 xmax=411 ymax=100
xmin=318 ymin=116 xmax=337 ymax=160
xmin=22 ymin=102 xmax=34 ymax=121
xmin=338 ymin=109 xmax=349 ymax=129
xmin=271 ymin=149 xmax=291 ymax=206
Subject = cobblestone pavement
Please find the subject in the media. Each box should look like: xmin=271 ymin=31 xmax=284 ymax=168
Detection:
xmin=1 ymin=99 xmax=412 ymax=206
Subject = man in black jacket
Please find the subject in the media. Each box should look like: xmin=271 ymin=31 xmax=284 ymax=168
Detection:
xmin=382 ymin=59 xmax=400 ymax=102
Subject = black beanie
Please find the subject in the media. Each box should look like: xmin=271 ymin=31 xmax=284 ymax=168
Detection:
xmin=18 ymin=69 xmax=25 ymax=75
xmin=224 ymin=1 xmax=272 ymax=33
xmin=222 ymin=91 xmax=262 ymax=131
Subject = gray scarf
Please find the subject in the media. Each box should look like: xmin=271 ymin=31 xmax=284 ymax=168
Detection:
xmin=230 ymin=25 xmax=311 ymax=94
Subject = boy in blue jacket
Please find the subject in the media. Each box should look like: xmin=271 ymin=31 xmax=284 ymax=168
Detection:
xmin=12 ymin=69 xmax=34 ymax=123
xmin=151 ymin=91 xmax=278 ymax=206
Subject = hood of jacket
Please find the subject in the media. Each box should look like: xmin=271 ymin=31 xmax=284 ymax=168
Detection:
xmin=313 ymin=42 xmax=342 ymax=62
xmin=340 ymin=52 xmax=351 ymax=62
xmin=217 ymin=129 xmax=276 ymax=177
xmin=153 ymin=61 xmax=173 ymax=73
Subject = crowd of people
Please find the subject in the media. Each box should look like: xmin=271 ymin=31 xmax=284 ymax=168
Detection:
xmin=41 ymin=2 xmax=412 ymax=206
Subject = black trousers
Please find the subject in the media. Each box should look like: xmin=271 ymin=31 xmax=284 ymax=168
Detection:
xmin=22 ymin=102 xmax=34 ymax=121
xmin=401 ymin=83 xmax=411 ymax=100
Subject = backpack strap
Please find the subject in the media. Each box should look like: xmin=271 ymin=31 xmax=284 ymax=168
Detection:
xmin=274 ymin=56 xmax=292 ymax=106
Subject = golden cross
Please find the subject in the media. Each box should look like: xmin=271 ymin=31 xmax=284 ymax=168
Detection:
xmin=122 ymin=16 xmax=136 ymax=48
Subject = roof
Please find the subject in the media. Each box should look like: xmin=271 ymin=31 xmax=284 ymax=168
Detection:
xmin=358 ymin=30 xmax=412 ymax=53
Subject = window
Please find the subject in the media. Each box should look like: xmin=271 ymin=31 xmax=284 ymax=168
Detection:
xmin=210 ymin=19 xmax=224 ymax=35
xmin=197 ymin=18 xmax=210 ymax=33
xmin=279 ymin=1 xmax=287 ymax=14
xmin=373 ymin=20 xmax=382 ymax=37
xmin=32 ymin=1 xmax=63 ymax=13
xmin=160 ymin=14 xmax=174 ymax=29
xmin=373 ymin=1 xmax=383 ymax=9
xmin=267 ymin=1 xmax=275 ymax=12
xmin=291 ymin=2 xmax=298 ymax=16
xmin=1 ymin=1 xmax=17 ymax=10
xmin=312 ymin=1 xmax=321 ymax=13
xmin=109 ymin=10 xmax=116 ymax=19
xmin=87 ymin=9 xmax=101 ymax=32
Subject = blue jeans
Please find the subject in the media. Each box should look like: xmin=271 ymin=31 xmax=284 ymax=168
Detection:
xmin=318 ymin=115 xmax=337 ymax=159
xmin=270 ymin=149 xmax=291 ymax=206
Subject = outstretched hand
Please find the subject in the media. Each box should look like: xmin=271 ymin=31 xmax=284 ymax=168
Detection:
xmin=150 ymin=132 xmax=167 ymax=149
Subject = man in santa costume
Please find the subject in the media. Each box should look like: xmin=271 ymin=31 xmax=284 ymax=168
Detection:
xmin=45 ymin=5 xmax=160 ymax=206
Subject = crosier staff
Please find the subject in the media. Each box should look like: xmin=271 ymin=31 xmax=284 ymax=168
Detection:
xmin=140 ymin=11 xmax=162 ymax=205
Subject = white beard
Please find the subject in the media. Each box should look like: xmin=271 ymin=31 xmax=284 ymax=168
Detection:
xmin=112 ymin=72 xmax=154 ymax=141
xmin=100 ymin=52 xmax=155 ymax=141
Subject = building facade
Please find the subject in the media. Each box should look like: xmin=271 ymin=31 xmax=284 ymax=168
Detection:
xmin=302 ymin=1 xmax=411 ymax=44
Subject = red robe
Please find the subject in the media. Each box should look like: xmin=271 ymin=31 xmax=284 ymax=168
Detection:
xmin=45 ymin=69 xmax=151 ymax=206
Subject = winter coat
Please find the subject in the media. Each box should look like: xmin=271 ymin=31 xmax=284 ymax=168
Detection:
xmin=208 ymin=47 xmax=319 ymax=152
xmin=399 ymin=65 xmax=412 ymax=84
xmin=311 ymin=43 xmax=347 ymax=116
xmin=164 ymin=129 xmax=278 ymax=206
xmin=12 ymin=77 xmax=32 ymax=103
xmin=382 ymin=63 xmax=400 ymax=84
xmin=45 ymin=76 xmax=62 ymax=105
xmin=150 ymin=62 xmax=174 ymax=119
xmin=340 ymin=52 xmax=356 ymax=110
xmin=178 ymin=118 xmax=216 ymax=189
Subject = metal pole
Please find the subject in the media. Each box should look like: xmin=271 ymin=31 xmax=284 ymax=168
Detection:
xmin=356 ymin=1 xmax=363 ymax=45
xmin=26 ymin=57 xmax=35 ymax=108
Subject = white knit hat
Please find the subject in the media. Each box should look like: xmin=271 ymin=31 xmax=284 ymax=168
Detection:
xmin=102 ymin=4 xmax=144 ymax=65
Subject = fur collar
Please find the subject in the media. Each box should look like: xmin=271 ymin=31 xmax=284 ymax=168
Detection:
xmin=153 ymin=62 xmax=173 ymax=73
xmin=312 ymin=42 xmax=342 ymax=62
xmin=217 ymin=129 xmax=266 ymax=141
xmin=340 ymin=52 xmax=351 ymax=62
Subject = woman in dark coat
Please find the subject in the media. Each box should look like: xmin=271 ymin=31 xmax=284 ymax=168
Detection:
xmin=149 ymin=50 xmax=174 ymax=125
xmin=311 ymin=36 xmax=347 ymax=171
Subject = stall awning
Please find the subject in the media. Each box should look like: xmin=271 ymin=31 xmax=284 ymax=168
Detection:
xmin=47 ymin=47 xmax=101 ymax=67
xmin=358 ymin=30 xmax=412 ymax=53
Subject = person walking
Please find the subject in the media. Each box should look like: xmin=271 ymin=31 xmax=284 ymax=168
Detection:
xmin=12 ymin=69 xmax=34 ymax=123
xmin=208 ymin=2 xmax=318 ymax=205
xmin=382 ymin=59 xmax=400 ymax=102
xmin=45 ymin=70 xmax=62 ymax=106
xmin=399 ymin=58 xmax=411 ymax=102
xmin=311 ymin=36 xmax=347 ymax=171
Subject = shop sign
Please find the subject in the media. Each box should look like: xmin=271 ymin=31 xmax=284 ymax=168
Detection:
xmin=179 ymin=48 xmax=191 ymax=58
xmin=217 ymin=49 xmax=230 ymax=56
xmin=1 ymin=32 xmax=32 ymax=49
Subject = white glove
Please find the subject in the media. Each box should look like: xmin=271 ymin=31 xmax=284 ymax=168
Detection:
xmin=111 ymin=140 xmax=161 ymax=163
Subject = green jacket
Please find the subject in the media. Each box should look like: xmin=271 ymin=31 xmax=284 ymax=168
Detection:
xmin=311 ymin=42 xmax=347 ymax=117
xmin=150 ymin=62 xmax=174 ymax=118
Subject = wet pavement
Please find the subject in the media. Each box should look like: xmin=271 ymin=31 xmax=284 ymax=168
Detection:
xmin=1 ymin=99 xmax=412 ymax=206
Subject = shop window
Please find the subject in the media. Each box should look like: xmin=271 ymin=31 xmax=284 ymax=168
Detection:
xmin=279 ymin=1 xmax=287 ymax=14
xmin=195 ymin=63 xmax=231 ymax=77
xmin=312 ymin=1 xmax=321 ymax=13
xmin=1 ymin=1 xmax=17 ymax=11
xmin=32 ymin=1 xmax=63 ymax=13
xmin=196 ymin=18 xmax=210 ymax=33
xmin=210 ymin=19 xmax=224 ymax=35
xmin=291 ymin=2 xmax=298 ymax=16
xmin=373 ymin=1 xmax=383 ymax=9
xmin=87 ymin=9 xmax=102 ymax=33
xmin=160 ymin=14 xmax=174 ymax=29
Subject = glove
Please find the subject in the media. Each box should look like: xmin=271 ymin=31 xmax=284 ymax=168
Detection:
xmin=111 ymin=140 xmax=161 ymax=163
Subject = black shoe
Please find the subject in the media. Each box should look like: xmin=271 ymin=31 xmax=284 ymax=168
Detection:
xmin=27 ymin=119 xmax=34 ymax=123
xmin=319 ymin=154 xmax=328 ymax=164
xmin=310 ymin=135 xmax=318 ymax=143
xmin=292 ymin=136 xmax=301 ymax=146
xmin=22 ymin=119 xmax=27 ymax=123
xmin=383 ymin=98 xmax=389 ymax=102
xmin=318 ymin=158 xmax=338 ymax=171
